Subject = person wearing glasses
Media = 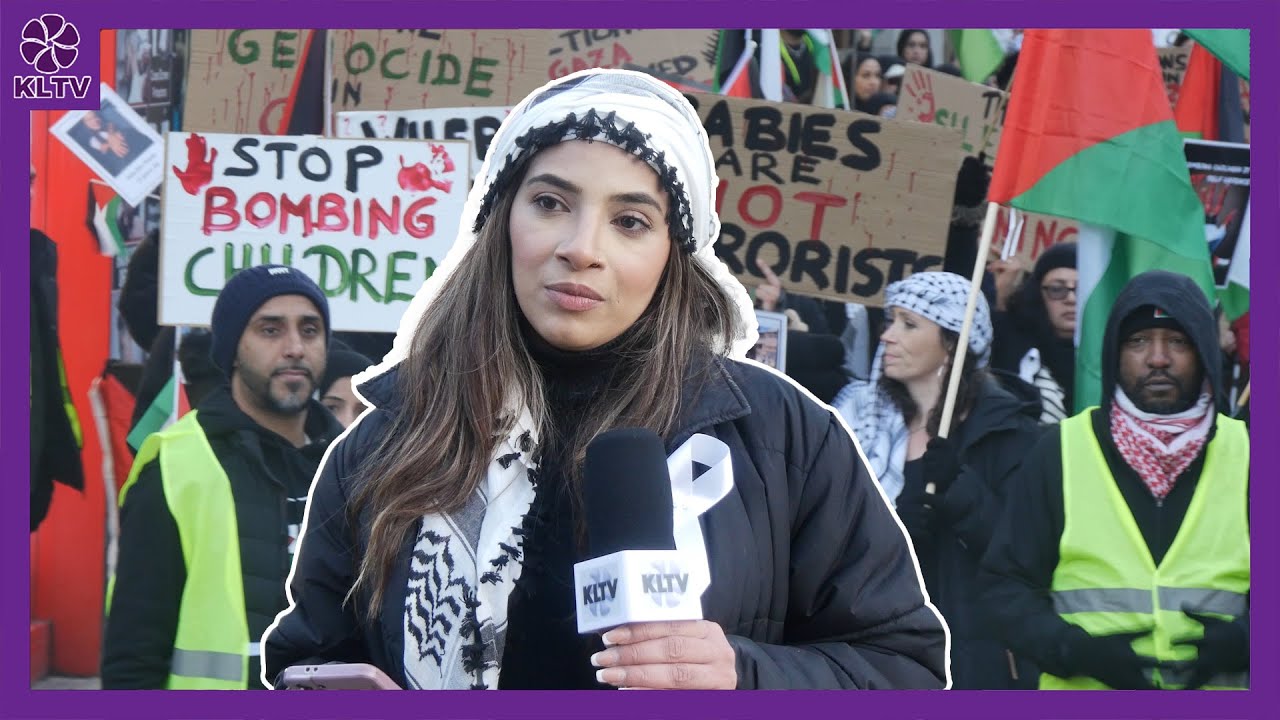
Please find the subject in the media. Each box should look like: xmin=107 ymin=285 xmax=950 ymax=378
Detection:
xmin=991 ymin=243 xmax=1078 ymax=422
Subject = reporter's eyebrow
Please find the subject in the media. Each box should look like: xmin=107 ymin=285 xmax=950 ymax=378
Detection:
xmin=525 ymin=173 xmax=664 ymax=213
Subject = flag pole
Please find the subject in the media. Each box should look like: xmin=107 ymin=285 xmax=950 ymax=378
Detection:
xmin=928 ymin=201 xmax=1000 ymax=494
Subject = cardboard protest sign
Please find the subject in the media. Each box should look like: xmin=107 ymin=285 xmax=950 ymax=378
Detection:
xmin=51 ymin=83 xmax=164 ymax=207
xmin=160 ymin=132 xmax=470 ymax=332
xmin=1184 ymin=139 xmax=1249 ymax=288
xmin=898 ymin=64 xmax=1008 ymax=163
xmin=1158 ymin=45 xmax=1191 ymax=108
xmin=685 ymin=93 xmax=964 ymax=305
xmin=336 ymin=106 xmax=514 ymax=180
xmin=545 ymin=29 xmax=719 ymax=86
xmin=989 ymin=206 xmax=1080 ymax=267
xmin=329 ymin=30 xmax=552 ymax=117
xmin=183 ymin=30 xmax=314 ymax=134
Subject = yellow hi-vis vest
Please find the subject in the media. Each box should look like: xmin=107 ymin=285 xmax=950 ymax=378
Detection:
xmin=1041 ymin=409 xmax=1249 ymax=690
xmin=105 ymin=411 xmax=253 ymax=690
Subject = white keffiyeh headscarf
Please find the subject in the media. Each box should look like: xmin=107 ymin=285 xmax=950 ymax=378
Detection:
xmin=352 ymin=68 xmax=757 ymax=690
xmin=832 ymin=272 xmax=992 ymax=503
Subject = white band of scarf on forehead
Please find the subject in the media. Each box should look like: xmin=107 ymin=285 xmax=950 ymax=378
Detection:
xmin=348 ymin=68 xmax=758 ymax=690
xmin=832 ymin=272 xmax=993 ymax=504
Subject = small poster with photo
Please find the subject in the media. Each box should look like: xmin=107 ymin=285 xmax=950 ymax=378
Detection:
xmin=749 ymin=310 xmax=788 ymax=373
xmin=50 ymin=83 xmax=164 ymax=207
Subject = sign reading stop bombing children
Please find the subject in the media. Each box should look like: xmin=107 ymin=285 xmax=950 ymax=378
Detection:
xmin=160 ymin=132 xmax=470 ymax=332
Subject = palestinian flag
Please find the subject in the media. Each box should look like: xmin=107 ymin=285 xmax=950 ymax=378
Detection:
xmin=1173 ymin=42 xmax=1247 ymax=142
xmin=1184 ymin=29 xmax=1249 ymax=80
xmin=950 ymin=29 xmax=1006 ymax=83
xmin=989 ymin=29 xmax=1216 ymax=413
xmin=125 ymin=337 xmax=192 ymax=451
xmin=1222 ymin=199 xmax=1250 ymax=322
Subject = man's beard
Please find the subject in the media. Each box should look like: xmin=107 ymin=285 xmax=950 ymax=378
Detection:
xmin=1120 ymin=369 xmax=1202 ymax=415
xmin=240 ymin=363 xmax=315 ymax=416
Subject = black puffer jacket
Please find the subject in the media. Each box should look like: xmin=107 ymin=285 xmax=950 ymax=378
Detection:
xmin=898 ymin=375 xmax=1045 ymax=689
xmin=102 ymin=387 xmax=343 ymax=689
xmin=264 ymin=355 xmax=949 ymax=689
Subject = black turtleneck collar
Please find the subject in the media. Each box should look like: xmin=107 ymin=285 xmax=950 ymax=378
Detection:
xmin=519 ymin=316 xmax=639 ymax=393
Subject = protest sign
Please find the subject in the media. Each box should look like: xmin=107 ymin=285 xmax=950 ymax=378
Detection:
xmin=748 ymin=310 xmax=789 ymax=372
xmin=989 ymin=206 xmax=1080 ymax=267
xmin=898 ymin=64 xmax=1008 ymax=163
xmin=51 ymin=83 xmax=164 ymax=208
xmin=329 ymin=30 xmax=552 ymax=117
xmin=1184 ymin=139 xmax=1249 ymax=288
xmin=183 ymin=29 xmax=314 ymax=134
xmin=1157 ymin=45 xmax=1191 ymax=108
xmin=336 ymin=106 xmax=514 ymax=180
xmin=545 ymin=29 xmax=719 ymax=85
xmin=160 ymin=132 xmax=470 ymax=332
xmin=685 ymin=93 xmax=964 ymax=306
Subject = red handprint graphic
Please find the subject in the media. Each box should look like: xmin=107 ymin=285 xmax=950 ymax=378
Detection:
xmin=396 ymin=143 xmax=455 ymax=194
xmin=905 ymin=71 xmax=936 ymax=123
xmin=172 ymin=133 xmax=217 ymax=196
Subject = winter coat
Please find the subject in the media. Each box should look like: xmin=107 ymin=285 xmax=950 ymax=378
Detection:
xmin=264 ymin=355 xmax=950 ymax=689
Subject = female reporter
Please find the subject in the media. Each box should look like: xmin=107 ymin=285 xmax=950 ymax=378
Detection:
xmin=832 ymin=272 xmax=1043 ymax=689
xmin=264 ymin=69 xmax=946 ymax=691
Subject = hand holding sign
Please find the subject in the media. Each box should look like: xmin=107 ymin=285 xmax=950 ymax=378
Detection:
xmin=905 ymin=71 xmax=936 ymax=123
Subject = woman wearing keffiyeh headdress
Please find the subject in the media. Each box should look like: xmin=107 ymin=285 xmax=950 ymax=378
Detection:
xmin=264 ymin=68 xmax=947 ymax=691
xmin=832 ymin=271 xmax=1042 ymax=689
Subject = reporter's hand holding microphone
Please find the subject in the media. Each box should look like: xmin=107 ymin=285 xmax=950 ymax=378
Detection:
xmin=576 ymin=429 xmax=737 ymax=690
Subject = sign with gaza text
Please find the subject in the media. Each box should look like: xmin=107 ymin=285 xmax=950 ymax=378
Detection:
xmin=899 ymin=64 xmax=1008 ymax=164
xmin=160 ymin=132 xmax=470 ymax=332
xmin=1157 ymin=45 xmax=1191 ymax=108
xmin=330 ymin=30 xmax=553 ymax=116
xmin=336 ymin=106 xmax=514 ymax=180
xmin=183 ymin=30 xmax=314 ymax=134
xmin=545 ymin=29 xmax=719 ymax=85
xmin=684 ymin=93 xmax=964 ymax=305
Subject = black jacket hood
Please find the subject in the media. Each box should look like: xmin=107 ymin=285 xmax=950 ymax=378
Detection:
xmin=1100 ymin=270 xmax=1224 ymax=413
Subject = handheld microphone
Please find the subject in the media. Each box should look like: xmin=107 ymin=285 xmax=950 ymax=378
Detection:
xmin=573 ymin=428 xmax=705 ymax=634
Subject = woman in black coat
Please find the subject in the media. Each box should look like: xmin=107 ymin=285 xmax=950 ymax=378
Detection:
xmin=263 ymin=69 xmax=947 ymax=691
xmin=833 ymin=271 xmax=1044 ymax=688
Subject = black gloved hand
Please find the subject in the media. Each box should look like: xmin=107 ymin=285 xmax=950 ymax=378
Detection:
xmin=921 ymin=436 xmax=961 ymax=497
xmin=1171 ymin=612 xmax=1248 ymax=689
xmin=1063 ymin=626 xmax=1158 ymax=690
xmin=953 ymin=153 xmax=992 ymax=208
xmin=892 ymin=487 xmax=937 ymax=549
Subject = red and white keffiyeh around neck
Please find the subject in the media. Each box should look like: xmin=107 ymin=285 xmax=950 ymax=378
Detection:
xmin=1109 ymin=385 xmax=1215 ymax=500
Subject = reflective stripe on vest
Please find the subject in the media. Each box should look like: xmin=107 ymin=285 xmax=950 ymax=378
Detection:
xmin=109 ymin=412 xmax=252 ymax=690
xmin=1042 ymin=409 xmax=1249 ymax=691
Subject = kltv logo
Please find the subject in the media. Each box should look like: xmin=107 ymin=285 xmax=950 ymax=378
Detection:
xmin=641 ymin=561 xmax=689 ymax=608
xmin=581 ymin=569 xmax=618 ymax=618
xmin=15 ymin=14 xmax=92 ymax=100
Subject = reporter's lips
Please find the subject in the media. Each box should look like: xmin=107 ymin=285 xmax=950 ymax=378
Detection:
xmin=546 ymin=282 xmax=604 ymax=312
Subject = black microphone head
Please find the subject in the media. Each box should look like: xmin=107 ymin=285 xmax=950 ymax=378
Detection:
xmin=583 ymin=427 xmax=676 ymax=558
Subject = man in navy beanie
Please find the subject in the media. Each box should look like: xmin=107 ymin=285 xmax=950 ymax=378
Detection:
xmin=103 ymin=265 xmax=344 ymax=689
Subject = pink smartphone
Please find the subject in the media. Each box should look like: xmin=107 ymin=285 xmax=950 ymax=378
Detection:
xmin=280 ymin=663 xmax=401 ymax=690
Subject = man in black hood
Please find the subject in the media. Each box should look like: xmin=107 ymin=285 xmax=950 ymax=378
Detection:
xmin=980 ymin=270 xmax=1248 ymax=690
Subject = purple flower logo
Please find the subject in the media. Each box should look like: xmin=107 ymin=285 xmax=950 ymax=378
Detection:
xmin=21 ymin=14 xmax=80 ymax=75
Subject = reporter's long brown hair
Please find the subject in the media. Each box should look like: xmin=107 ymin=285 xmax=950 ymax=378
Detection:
xmin=346 ymin=185 xmax=741 ymax=616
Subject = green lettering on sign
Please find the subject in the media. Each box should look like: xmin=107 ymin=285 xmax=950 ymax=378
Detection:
xmin=385 ymin=251 xmax=417 ymax=303
xmin=184 ymin=248 xmax=220 ymax=296
xmin=227 ymin=30 xmax=260 ymax=65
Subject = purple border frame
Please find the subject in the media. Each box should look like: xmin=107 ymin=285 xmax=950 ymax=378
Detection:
xmin=6 ymin=1 xmax=1275 ymax=718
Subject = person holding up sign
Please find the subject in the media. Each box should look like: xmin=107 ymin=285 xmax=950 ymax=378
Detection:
xmin=264 ymin=68 xmax=947 ymax=691
xmin=831 ymin=271 xmax=1043 ymax=689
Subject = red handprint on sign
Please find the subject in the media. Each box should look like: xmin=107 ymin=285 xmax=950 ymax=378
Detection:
xmin=905 ymin=71 xmax=936 ymax=123
xmin=172 ymin=133 xmax=217 ymax=196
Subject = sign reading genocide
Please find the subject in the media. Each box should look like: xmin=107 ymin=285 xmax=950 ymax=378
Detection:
xmin=335 ymin=106 xmax=515 ymax=180
xmin=899 ymin=64 xmax=1008 ymax=164
xmin=160 ymin=132 xmax=470 ymax=332
xmin=544 ymin=29 xmax=719 ymax=86
xmin=685 ymin=93 xmax=964 ymax=305
xmin=1184 ymin=139 xmax=1250 ymax=288
xmin=183 ymin=30 xmax=314 ymax=134
xmin=329 ymin=30 xmax=553 ymax=116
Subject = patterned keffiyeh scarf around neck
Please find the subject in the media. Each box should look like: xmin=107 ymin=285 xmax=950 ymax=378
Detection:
xmin=1109 ymin=385 xmax=1215 ymax=500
